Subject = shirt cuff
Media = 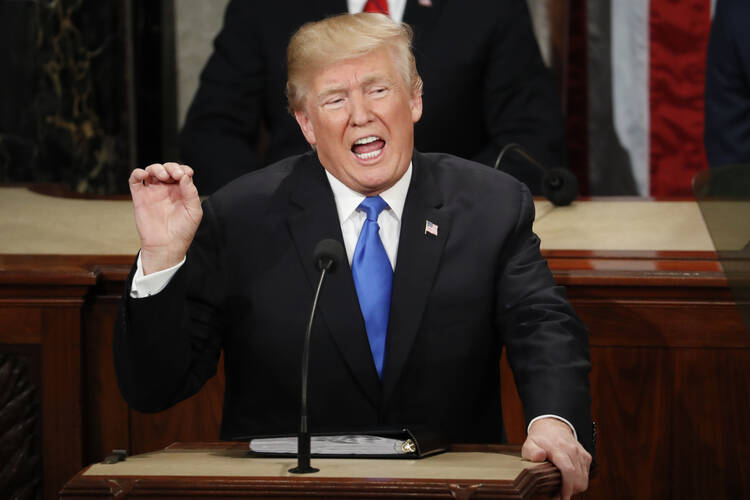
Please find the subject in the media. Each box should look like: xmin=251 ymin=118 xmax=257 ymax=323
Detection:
xmin=527 ymin=414 xmax=578 ymax=441
xmin=129 ymin=252 xmax=186 ymax=298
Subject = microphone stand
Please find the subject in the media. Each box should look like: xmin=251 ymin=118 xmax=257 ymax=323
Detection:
xmin=494 ymin=142 xmax=579 ymax=206
xmin=494 ymin=142 xmax=546 ymax=172
xmin=289 ymin=259 xmax=331 ymax=474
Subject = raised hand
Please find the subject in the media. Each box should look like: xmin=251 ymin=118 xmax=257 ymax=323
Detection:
xmin=128 ymin=162 xmax=203 ymax=275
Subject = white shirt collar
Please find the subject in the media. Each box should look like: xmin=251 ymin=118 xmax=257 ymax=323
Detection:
xmin=347 ymin=0 xmax=408 ymax=22
xmin=325 ymin=163 xmax=412 ymax=224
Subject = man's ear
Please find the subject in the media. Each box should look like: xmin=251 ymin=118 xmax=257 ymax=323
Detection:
xmin=410 ymin=91 xmax=423 ymax=124
xmin=294 ymin=110 xmax=317 ymax=146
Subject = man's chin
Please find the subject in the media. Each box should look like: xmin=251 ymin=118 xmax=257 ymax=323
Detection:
xmin=355 ymin=172 xmax=401 ymax=196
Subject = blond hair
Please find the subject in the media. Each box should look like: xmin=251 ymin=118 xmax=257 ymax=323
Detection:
xmin=286 ymin=12 xmax=423 ymax=112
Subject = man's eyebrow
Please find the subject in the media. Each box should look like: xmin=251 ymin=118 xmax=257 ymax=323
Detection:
xmin=317 ymin=85 xmax=347 ymax=100
xmin=316 ymin=74 xmax=395 ymax=102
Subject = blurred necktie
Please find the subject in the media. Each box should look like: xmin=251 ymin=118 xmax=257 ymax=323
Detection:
xmin=352 ymin=196 xmax=392 ymax=378
xmin=363 ymin=0 xmax=389 ymax=15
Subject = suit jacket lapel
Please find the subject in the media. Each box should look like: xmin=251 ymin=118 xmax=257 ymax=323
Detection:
xmin=287 ymin=155 xmax=382 ymax=410
xmin=381 ymin=151 xmax=451 ymax=407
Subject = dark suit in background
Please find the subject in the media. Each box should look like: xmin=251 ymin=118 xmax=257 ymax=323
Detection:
xmin=179 ymin=0 xmax=567 ymax=193
xmin=114 ymin=151 xmax=593 ymax=453
xmin=705 ymin=0 xmax=750 ymax=167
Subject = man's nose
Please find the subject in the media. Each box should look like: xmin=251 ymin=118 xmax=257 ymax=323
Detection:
xmin=349 ymin=94 xmax=372 ymax=126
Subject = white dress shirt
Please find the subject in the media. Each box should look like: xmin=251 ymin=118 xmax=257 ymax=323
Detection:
xmin=325 ymin=164 xmax=411 ymax=269
xmin=347 ymin=0 xmax=407 ymax=21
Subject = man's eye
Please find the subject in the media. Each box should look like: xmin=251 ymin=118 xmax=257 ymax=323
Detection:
xmin=371 ymin=87 xmax=387 ymax=95
xmin=323 ymin=97 xmax=345 ymax=108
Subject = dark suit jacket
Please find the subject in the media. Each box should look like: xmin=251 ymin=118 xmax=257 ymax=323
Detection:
xmin=114 ymin=151 xmax=592 ymax=453
xmin=705 ymin=0 xmax=750 ymax=167
xmin=179 ymin=0 xmax=566 ymax=193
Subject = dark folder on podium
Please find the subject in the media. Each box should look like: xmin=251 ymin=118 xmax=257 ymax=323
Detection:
xmin=234 ymin=426 xmax=446 ymax=459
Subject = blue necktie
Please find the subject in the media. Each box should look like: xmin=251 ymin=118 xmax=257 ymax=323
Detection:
xmin=352 ymin=196 xmax=392 ymax=378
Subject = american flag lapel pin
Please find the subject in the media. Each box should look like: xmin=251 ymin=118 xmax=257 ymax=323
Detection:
xmin=424 ymin=219 xmax=438 ymax=237
xmin=418 ymin=0 xmax=432 ymax=6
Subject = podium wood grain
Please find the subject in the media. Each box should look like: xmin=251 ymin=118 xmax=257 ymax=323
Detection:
xmin=60 ymin=443 xmax=561 ymax=500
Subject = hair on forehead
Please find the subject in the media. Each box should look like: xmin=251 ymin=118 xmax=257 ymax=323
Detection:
xmin=286 ymin=12 xmax=423 ymax=113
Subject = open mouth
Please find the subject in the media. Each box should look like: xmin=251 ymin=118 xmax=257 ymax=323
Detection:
xmin=351 ymin=135 xmax=386 ymax=161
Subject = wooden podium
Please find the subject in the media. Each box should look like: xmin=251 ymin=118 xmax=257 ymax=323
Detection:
xmin=3 ymin=187 xmax=749 ymax=499
xmin=59 ymin=443 xmax=560 ymax=499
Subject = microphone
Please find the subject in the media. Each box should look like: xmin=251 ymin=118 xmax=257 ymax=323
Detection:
xmin=313 ymin=239 xmax=345 ymax=273
xmin=289 ymin=239 xmax=345 ymax=474
xmin=494 ymin=142 xmax=579 ymax=206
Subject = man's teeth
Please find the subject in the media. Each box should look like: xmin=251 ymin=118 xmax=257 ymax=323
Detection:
xmin=352 ymin=135 xmax=384 ymax=159
xmin=354 ymin=136 xmax=380 ymax=145
xmin=355 ymin=149 xmax=382 ymax=160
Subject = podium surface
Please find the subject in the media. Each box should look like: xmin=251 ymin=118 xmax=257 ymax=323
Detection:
xmin=60 ymin=443 xmax=559 ymax=499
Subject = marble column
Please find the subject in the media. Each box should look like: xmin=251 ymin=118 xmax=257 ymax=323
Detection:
xmin=0 ymin=0 xmax=131 ymax=194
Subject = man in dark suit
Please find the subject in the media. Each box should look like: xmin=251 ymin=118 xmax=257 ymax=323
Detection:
xmin=116 ymin=13 xmax=591 ymax=499
xmin=705 ymin=0 xmax=750 ymax=167
xmin=179 ymin=0 xmax=566 ymax=194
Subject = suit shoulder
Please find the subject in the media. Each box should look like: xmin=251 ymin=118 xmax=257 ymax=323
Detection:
xmin=415 ymin=152 xmax=533 ymax=226
xmin=207 ymin=153 xmax=311 ymax=214
xmin=419 ymin=152 xmax=527 ymax=196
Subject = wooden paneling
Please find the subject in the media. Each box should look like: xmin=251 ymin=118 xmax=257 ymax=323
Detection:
xmin=0 ymin=285 xmax=88 ymax=500
xmin=670 ymin=349 xmax=750 ymax=498
xmin=577 ymin=299 xmax=746 ymax=347
xmin=585 ymin=347 xmax=673 ymax=500
xmin=500 ymin=350 xmax=525 ymax=445
xmin=0 ymin=307 xmax=42 ymax=342
xmin=0 ymin=255 xmax=131 ymax=500
xmin=554 ymin=250 xmax=749 ymax=498
xmin=40 ymin=306 xmax=83 ymax=500
xmin=1 ymin=249 xmax=749 ymax=499
xmin=82 ymin=296 xmax=129 ymax=465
